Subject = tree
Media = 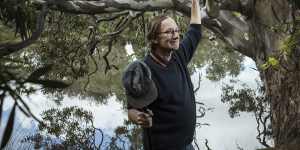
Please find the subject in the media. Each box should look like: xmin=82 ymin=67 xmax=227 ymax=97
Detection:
xmin=22 ymin=106 xmax=110 ymax=149
xmin=221 ymin=79 xmax=272 ymax=148
xmin=1 ymin=0 xmax=299 ymax=149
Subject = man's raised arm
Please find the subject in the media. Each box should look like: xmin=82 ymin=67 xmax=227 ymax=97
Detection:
xmin=190 ymin=0 xmax=201 ymax=25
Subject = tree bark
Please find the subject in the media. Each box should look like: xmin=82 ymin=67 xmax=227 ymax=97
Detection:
xmin=261 ymin=67 xmax=300 ymax=149
xmin=252 ymin=0 xmax=300 ymax=148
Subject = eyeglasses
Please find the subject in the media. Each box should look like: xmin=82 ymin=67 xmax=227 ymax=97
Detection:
xmin=158 ymin=28 xmax=180 ymax=35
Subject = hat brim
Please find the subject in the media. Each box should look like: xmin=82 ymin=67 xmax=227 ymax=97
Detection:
xmin=126 ymin=81 xmax=157 ymax=109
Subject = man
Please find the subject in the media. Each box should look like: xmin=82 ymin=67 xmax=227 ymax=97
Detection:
xmin=127 ymin=0 xmax=202 ymax=149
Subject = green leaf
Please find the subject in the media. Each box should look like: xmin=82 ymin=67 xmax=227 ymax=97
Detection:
xmin=29 ymin=80 xmax=70 ymax=89
xmin=0 ymin=102 xmax=16 ymax=149
xmin=268 ymin=57 xmax=279 ymax=66
xmin=233 ymin=11 xmax=242 ymax=17
xmin=260 ymin=63 xmax=270 ymax=70
xmin=26 ymin=64 xmax=53 ymax=81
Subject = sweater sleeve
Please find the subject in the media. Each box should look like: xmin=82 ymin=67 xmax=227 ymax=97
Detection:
xmin=177 ymin=24 xmax=202 ymax=65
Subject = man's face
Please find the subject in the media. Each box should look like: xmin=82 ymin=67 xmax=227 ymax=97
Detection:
xmin=156 ymin=17 xmax=180 ymax=51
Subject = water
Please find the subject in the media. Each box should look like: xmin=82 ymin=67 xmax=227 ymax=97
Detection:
xmin=0 ymin=57 xmax=266 ymax=150
xmin=191 ymin=57 xmax=264 ymax=150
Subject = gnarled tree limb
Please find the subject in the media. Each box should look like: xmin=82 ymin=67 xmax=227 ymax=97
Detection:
xmin=28 ymin=0 xmax=256 ymax=58
xmin=33 ymin=0 xmax=175 ymax=14
xmin=202 ymin=0 xmax=255 ymax=57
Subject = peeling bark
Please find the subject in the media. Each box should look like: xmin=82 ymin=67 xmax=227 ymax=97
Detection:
xmin=33 ymin=0 xmax=175 ymax=14
xmin=262 ymin=68 xmax=300 ymax=150
xmin=253 ymin=1 xmax=300 ymax=149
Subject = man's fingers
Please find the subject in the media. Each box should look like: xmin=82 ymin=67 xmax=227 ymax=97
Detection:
xmin=137 ymin=115 xmax=151 ymax=122
xmin=139 ymin=121 xmax=152 ymax=128
xmin=129 ymin=110 xmax=153 ymax=127
xmin=137 ymin=121 xmax=149 ymax=126
xmin=138 ymin=112 xmax=152 ymax=118
xmin=137 ymin=116 xmax=152 ymax=127
xmin=146 ymin=109 xmax=154 ymax=116
xmin=138 ymin=120 xmax=148 ymax=124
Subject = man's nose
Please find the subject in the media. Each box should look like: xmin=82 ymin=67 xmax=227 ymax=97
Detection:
xmin=171 ymin=30 xmax=179 ymax=35
xmin=171 ymin=32 xmax=179 ymax=38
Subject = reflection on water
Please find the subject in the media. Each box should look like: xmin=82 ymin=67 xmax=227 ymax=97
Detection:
xmin=1 ymin=58 xmax=265 ymax=149
xmin=193 ymin=57 xmax=264 ymax=150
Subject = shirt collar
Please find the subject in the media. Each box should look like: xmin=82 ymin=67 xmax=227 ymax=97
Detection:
xmin=149 ymin=51 xmax=173 ymax=67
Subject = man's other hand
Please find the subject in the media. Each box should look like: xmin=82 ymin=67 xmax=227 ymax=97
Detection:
xmin=128 ymin=109 xmax=153 ymax=128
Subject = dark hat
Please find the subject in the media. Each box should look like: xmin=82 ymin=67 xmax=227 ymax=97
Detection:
xmin=122 ymin=60 xmax=157 ymax=109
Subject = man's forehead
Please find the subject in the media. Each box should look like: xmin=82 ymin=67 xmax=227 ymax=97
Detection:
xmin=160 ymin=18 xmax=178 ymax=29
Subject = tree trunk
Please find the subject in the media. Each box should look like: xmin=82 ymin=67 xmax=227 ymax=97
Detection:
xmin=261 ymin=66 xmax=300 ymax=149
xmin=252 ymin=1 xmax=300 ymax=149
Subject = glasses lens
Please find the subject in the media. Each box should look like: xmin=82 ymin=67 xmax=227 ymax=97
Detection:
xmin=161 ymin=28 xmax=180 ymax=35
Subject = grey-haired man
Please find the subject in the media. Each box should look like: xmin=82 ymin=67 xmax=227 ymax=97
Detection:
xmin=123 ymin=0 xmax=202 ymax=149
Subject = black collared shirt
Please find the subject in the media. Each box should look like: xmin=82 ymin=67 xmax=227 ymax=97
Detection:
xmin=142 ymin=24 xmax=202 ymax=150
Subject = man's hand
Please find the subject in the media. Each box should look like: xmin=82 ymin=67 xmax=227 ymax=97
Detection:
xmin=128 ymin=109 xmax=153 ymax=128
xmin=190 ymin=0 xmax=201 ymax=24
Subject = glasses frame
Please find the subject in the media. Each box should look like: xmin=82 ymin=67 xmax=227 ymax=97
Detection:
xmin=158 ymin=28 xmax=181 ymax=35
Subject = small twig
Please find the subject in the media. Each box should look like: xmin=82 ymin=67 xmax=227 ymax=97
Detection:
xmin=205 ymin=139 xmax=212 ymax=150
xmin=196 ymin=122 xmax=210 ymax=128
xmin=194 ymin=72 xmax=202 ymax=93
xmin=193 ymin=136 xmax=201 ymax=150
xmin=84 ymin=54 xmax=99 ymax=91
xmin=103 ymin=38 xmax=114 ymax=74
xmin=95 ymin=11 xmax=129 ymax=23
xmin=236 ymin=142 xmax=244 ymax=150
xmin=103 ymin=12 xmax=143 ymax=38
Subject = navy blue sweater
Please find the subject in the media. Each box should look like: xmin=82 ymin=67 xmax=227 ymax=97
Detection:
xmin=142 ymin=24 xmax=202 ymax=150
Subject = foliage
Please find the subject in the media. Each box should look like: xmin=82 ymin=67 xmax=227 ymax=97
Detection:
xmin=21 ymin=106 xmax=145 ymax=149
xmin=261 ymin=29 xmax=300 ymax=71
xmin=280 ymin=29 xmax=300 ymax=55
xmin=260 ymin=57 xmax=279 ymax=70
xmin=190 ymin=30 xmax=244 ymax=81
xmin=221 ymin=80 xmax=272 ymax=148
xmin=0 ymin=0 xmax=36 ymax=40
xmin=26 ymin=11 xmax=92 ymax=81
xmin=0 ymin=42 xmax=69 ymax=149
xmin=22 ymin=106 xmax=102 ymax=149
xmin=107 ymin=121 xmax=143 ymax=150
xmin=0 ymin=22 xmax=19 ymax=42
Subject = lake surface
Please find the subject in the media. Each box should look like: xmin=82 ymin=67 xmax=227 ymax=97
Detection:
xmin=0 ymin=57 xmax=266 ymax=150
